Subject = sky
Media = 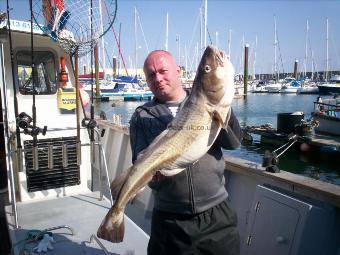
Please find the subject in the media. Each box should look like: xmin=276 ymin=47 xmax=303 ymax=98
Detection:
xmin=3 ymin=0 xmax=340 ymax=76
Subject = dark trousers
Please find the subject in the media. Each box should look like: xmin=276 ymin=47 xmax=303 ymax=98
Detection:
xmin=147 ymin=200 xmax=240 ymax=255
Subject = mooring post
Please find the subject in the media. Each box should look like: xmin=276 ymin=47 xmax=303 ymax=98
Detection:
xmin=113 ymin=56 xmax=117 ymax=80
xmin=293 ymin=59 xmax=298 ymax=79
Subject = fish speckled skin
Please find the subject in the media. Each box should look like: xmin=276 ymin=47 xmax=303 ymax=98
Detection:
xmin=97 ymin=45 xmax=235 ymax=243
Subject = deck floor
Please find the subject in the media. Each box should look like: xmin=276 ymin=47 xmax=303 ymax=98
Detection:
xmin=6 ymin=192 xmax=149 ymax=255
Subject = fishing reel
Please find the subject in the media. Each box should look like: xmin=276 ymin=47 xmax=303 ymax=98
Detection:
xmin=17 ymin=112 xmax=47 ymax=137
xmin=81 ymin=117 xmax=97 ymax=130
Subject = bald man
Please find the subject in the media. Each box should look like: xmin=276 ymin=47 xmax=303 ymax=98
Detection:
xmin=129 ymin=50 xmax=241 ymax=255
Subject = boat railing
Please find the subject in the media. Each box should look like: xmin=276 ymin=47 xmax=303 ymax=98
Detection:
xmin=314 ymin=101 xmax=340 ymax=116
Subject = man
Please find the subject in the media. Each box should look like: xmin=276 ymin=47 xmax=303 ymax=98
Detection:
xmin=130 ymin=50 xmax=242 ymax=255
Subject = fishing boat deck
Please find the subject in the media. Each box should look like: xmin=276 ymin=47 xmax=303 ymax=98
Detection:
xmin=6 ymin=192 xmax=149 ymax=255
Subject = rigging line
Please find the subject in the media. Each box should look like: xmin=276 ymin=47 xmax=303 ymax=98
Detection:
xmin=103 ymin=0 xmax=129 ymax=76
xmin=103 ymin=46 xmax=113 ymax=70
xmin=187 ymin=9 xmax=201 ymax=71
xmin=136 ymin=9 xmax=149 ymax=53
xmin=207 ymin=28 xmax=213 ymax=45
xmin=6 ymin=0 xmax=22 ymax=148
xmin=276 ymin=30 xmax=285 ymax=75
xmin=330 ymin=35 xmax=340 ymax=70
xmin=98 ymin=0 xmax=117 ymax=41
xmin=308 ymin=35 xmax=317 ymax=71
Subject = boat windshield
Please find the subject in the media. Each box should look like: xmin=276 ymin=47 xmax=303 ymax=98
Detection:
xmin=16 ymin=51 xmax=57 ymax=95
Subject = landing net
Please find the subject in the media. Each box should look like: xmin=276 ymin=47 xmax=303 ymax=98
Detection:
xmin=32 ymin=0 xmax=117 ymax=56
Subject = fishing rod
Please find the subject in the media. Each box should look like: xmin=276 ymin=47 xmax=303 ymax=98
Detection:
xmin=5 ymin=0 xmax=19 ymax=228
xmin=26 ymin=0 xmax=47 ymax=170
xmin=6 ymin=0 xmax=22 ymax=170
xmin=30 ymin=0 xmax=38 ymax=170
xmin=74 ymin=48 xmax=82 ymax=166
xmin=90 ymin=0 xmax=94 ymax=140
xmin=90 ymin=0 xmax=95 ymax=190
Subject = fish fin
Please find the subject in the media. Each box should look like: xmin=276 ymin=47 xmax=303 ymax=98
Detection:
xmin=97 ymin=209 xmax=125 ymax=243
xmin=212 ymin=110 xmax=224 ymax=128
xmin=110 ymin=167 xmax=132 ymax=200
xmin=159 ymin=167 xmax=186 ymax=176
xmin=206 ymin=109 xmax=224 ymax=146
xmin=111 ymin=168 xmax=144 ymax=204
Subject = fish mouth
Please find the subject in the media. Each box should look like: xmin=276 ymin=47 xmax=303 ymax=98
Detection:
xmin=215 ymin=49 xmax=226 ymax=66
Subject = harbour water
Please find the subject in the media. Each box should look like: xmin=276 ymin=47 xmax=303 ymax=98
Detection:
xmin=91 ymin=93 xmax=340 ymax=185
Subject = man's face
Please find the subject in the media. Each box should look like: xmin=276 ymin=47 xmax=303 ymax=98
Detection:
xmin=143 ymin=52 xmax=181 ymax=102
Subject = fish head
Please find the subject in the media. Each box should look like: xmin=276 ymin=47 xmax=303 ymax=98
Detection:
xmin=196 ymin=45 xmax=235 ymax=105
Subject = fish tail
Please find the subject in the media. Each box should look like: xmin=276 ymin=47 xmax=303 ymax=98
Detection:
xmin=111 ymin=210 xmax=125 ymax=243
xmin=97 ymin=209 xmax=125 ymax=243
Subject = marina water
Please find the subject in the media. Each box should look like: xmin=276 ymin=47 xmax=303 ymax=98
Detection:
xmin=91 ymin=93 xmax=340 ymax=186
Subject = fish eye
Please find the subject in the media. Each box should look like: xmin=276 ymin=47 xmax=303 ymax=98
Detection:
xmin=204 ymin=65 xmax=211 ymax=73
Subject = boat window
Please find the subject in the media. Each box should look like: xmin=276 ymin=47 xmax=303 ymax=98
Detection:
xmin=16 ymin=51 xmax=57 ymax=95
xmin=114 ymin=83 xmax=126 ymax=90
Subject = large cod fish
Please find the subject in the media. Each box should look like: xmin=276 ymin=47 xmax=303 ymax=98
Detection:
xmin=97 ymin=45 xmax=235 ymax=243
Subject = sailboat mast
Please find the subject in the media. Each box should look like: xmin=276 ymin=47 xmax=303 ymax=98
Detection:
xmin=326 ymin=18 xmax=329 ymax=81
xmin=253 ymin=35 xmax=257 ymax=80
xmin=199 ymin=8 xmax=202 ymax=52
xmin=165 ymin=12 xmax=169 ymax=51
xmin=274 ymin=15 xmax=278 ymax=81
xmin=176 ymin=34 xmax=181 ymax=66
xmin=304 ymin=19 xmax=309 ymax=77
xmin=195 ymin=42 xmax=199 ymax=69
xmin=185 ymin=44 xmax=188 ymax=78
xmin=228 ymin=29 xmax=232 ymax=61
xmin=204 ymin=0 xmax=207 ymax=49
xmin=134 ymin=7 xmax=138 ymax=77
xmin=99 ymin=0 xmax=105 ymax=77
xmin=215 ymin=31 xmax=219 ymax=48
xmin=311 ymin=50 xmax=314 ymax=79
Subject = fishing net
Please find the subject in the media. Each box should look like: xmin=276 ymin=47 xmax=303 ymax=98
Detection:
xmin=32 ymin=0 xmax=117 ymax=56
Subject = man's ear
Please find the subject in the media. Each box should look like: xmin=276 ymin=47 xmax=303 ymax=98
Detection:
xmin=176 ymin=65 xmax=181 ymax=77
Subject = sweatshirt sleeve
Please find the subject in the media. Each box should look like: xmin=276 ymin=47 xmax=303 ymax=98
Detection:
xmin=217 ymin=108 xmax=242 ymax=149
xmin=129 ymin=109 xmax=149 ymax=164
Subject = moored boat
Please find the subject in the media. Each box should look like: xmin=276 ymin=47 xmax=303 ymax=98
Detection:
xmin=317 ymin=75 xmax=340 ymax=95
xmin=296 ymin=83 xmax=319 ymax=94
xmin=280 ymin=80 xmax=301 ymax=93
xmin=263 ymin=80 xmax=282 ymax=93
xmin=251 ymin=80 xmax=268 ymax=93
xmin=312 ymin=95 xmax=340 ymax=136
